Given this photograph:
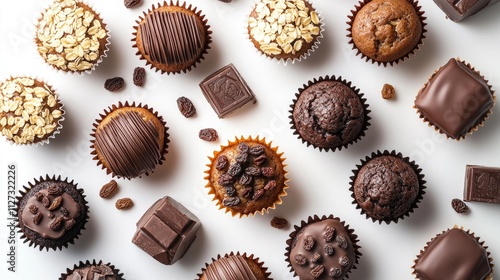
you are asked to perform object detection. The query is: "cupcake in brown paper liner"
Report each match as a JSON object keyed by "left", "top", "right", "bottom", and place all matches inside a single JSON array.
[
  {"left": 349, "top": 150, "right": 426, "bottom": 224},
  {"left": 0, "top": 76, "right": 65, "bottom": 146},
  {"left": 197, "top": 252, "right": 272, "bottom": 280},
  {"left": 132, "top": 1, "right": 212, "bottom": 74},
  {"left": 285, "top": 214, "right": 362, "bottom": 280},
  {"left": 90, "top": 101, "right": 169, "bottom": 180},
  {"left": 204, "top": 135, "right": 288, "bottom": 218},
  {"left": 412, "top": 226, "right": 493, "bottom": 280},
  {"left": 347, "top": 0, "right": 426, "bottom": 66},
  {"left": 59, "top": 259, "right": 125, "bottom": 280},
  {"left": 246, "top": 0, "right": 324, "bottom": 65},
  {"left": 414, "top": 57, "right": 495, "bottom": 140},
  {"left": 15, "top": 175, "right": 89, "bottom": 251},
  {"left": 289, "top": 75, "right": 371, "bottom": 152},
  {"left": 35, "top": 0, "right": 110, "bottom": 74}
]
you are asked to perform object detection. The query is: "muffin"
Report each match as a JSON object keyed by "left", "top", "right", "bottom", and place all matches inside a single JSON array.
[
  {"left": 16, "top": 175, "right": 89, "bottom": 251},
  {"left": 60, "top": 259, "right": 124, "bottom": 280},
  {"left": 197, "top": 252, "right": 272, "bottom": 280},
  {"left": 247, "top": 0, "right": 323, "bottom": 64},
  {"left": 205, "top": 136, "right": 288, "bottom": 218},
  {"left": 133, "top": 1, "right": 212, "bottom": 74},
  {"left": 413, "top": 226, "right": 493, "bottom": 280},
  {"left": 90, "top": 102, "right": 169, "bottom": 179},
  {"left": 0, "top": 76, "right": 64, "bottom": 145},
  {"left": 350, "top": 150, "right": 426, "bottom": 224},
  {"left": 289, "top": 75, "right": 370, "bottom": 152},
  {"left": 285, "top": 215, "right": 361, "bottom": 280},
  {"left": 35, "top": 0, "right": 110, "bottom": 74},
  {"left": 347, "top": 0, "right": 426, "bottom": 66},
  {"left": 414, "top": 58, "right": 495, "bottom": 140}
]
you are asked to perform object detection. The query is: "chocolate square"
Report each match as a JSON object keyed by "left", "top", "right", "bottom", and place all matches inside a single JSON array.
[
  {"left": 199, "top": 63, "right": 256, "bottom": 118},
  {"left": 433, "top": 0, "right": 499, "bottom": 22},
  {"left": 464, "top": 165, "right": 500, "bottom": 203},
  {"left": 414, "top": 58, "right": 493, "bottom": 139}
]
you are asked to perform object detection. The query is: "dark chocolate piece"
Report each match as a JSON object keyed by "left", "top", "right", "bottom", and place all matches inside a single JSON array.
[
  {"left": 433, "top": 0, "right": 500, "bottom": 22},
  {"left": 199, "top": 64, "right": 256, "bottom": 118},
  {"left": 132, "top": 196, "right": 201, "bottom": 265},
  {"left": 415, "top": 58, "right": 493, "bottom": 139},
  {"left": 464, "top": 165, "right": 500, "bottom": 203}
]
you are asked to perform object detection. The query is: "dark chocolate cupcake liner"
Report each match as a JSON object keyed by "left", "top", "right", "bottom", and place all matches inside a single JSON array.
[
  {"left": 204, "top": 135, "right": 289, "bottom": 218},
  {"left": 15, "top": 175, "right": 89, "bottom": 251},
  {"left": 289, "top": 75, "right": 371, "bottom": 152},
  {"left": 413, "top": 58, "right": 495, "bottom": 141},
  {"left": 285, "top": 214, "right": 362, "bottom": 279},
  {"left": 346, "top": 0, "right": 427, "bottom": 67},
  {"left": 349, "top": 150, "right": 426, "bottom": 224},
  {"left": 196, "top": 251, "right": 273, "bottom": 280},
  {"left": 411, "top": 226, "right": 494, "bottom": 280},
  {"left": 132, "top": 0, "right": 212, "bottom": 75},
  {"left": 59, "top": 259, "right": 125, "bottom": 280},
  {"left": 90, "top": 101, "right": 170, "bottom": 179}
]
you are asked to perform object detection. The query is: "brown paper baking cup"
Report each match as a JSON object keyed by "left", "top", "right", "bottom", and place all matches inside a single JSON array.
[
  {"left": 412, "top": 226, "right": 494, "bottom": 280},
  {"left": 349, "top": 150, "right": 426, "bottom": 224},
  {"left": 0, "top": 76, "right": 65, "bottom": 146},
  {"left": 204, "top": 135, "right": 289, "bottom": 218},
  {"left": 285, "top": 214, "right": 362, "bottom": 279},
  {"left": 132, "top": 0, "right": 212, "bottom": 74},
  {"left": 15, "top": 175, "right": 89, "bottom": 251},
  {"left": 289, "top": 75, "right": 371, "bottom": 152},
  {"left": 197, "top": 251, "right": 272, "bottom": 280},
  {"left": 413, "top": 58, "right": 495, "bottom": 141},
  {"left": 34, "top": 0, "right": 110, "bottom": 75},
  {"left": 59, "top": 259, "right": 125, "bottom": 280},
  {"left": 90, "top": 101, "right": 170, "bottom": 179},
  {"left": 245, "top": 0, "right": 324, "bottom": 65},
  {"left": 346, "top": 0, "right": 427, "bottom": 67}
]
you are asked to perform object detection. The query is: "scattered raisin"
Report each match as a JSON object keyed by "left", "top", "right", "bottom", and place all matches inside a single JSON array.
[
  {"left": 116, "top": 198, "right": 134, "bottom": 210},
  {"left": 223, "top": 197, "right": 240, "bottom": 206},
  {"left": 49, "top": 217, "right": 64, "bottom": 231},
  {"left": 264, "top": 180, "right": 276, "bottom": 191},
  {"left": 294, "top": 254, "right": 307, "bottom": 266},
  {"left": 199, "top": 128, "right": 218, "bottom": 141},
  {"left": 215, "top": 155, "right": 229, "bottom": 171},
  {"left": 225, "top": 186, "right": 237, "bottom": 197},
  {"left": 303, "top": 235, "right": 315, "bottom": 251},
  {"left": 311, "top": 265, "right": 325, "bottom": 278},
  {"left": 28, "top": 205, "right": 38, "bottom": 214},
  {"left": 253, "top": 155, "right": 267, "bottom": 166},
  {"left": 270, "top": 216, "right": 288, "bottom": 229},
  {"left": 238, "top": 143, "right": 249, "bottom": 153},
  {"left": 47, "top": 185, "right": 63, "bottom": 195},
  {"left": 336, "top": 235, "right": 347, "bottom": 249},
  {"left": 329, "top": 267, "right": 342, "bottom": 277},
  {"left": 177, "top": 96, "right": 196, "bottom": 118},
  {"left": 218, "top": 174, "right": 234, "bottom": 186},
  {"left": 261, "top": 167, "right": 275, "bottom": 177},
  {"left": 33, "top": 212, "right": 43, "bottom": 225},
  {"left": 311, "top": 253, "right": 321, "bottom": 263},
  {"left": 227, "top": 163, "right": 242, "bottom": 177},
  {"left": 324, "top": 244, "right": 334, "bottom": 256},
  {"left": 381, "top": 83, "right": 395, "bottom": 99},
  {"left": 235, "top": 153, "right": 248, "bottom": 164},
  {"left": 249, "top": 145, "right": 265, "bottom": 155},
  {"left": 451, "top": 198, "right": 469, "bottom": 214},
  {"left": 104, "top": 77, "right": 125, "bottom": 92},
  {"left": 133, "top": 66, "right": 146, "bottom": 86},
  {"left": 245, "top": 167, "right": 261, "bottom": 176},
  {"left": 324, "top": 226, "right": 335, "bottom": 242},
  {"left": 124, "top": 0, "right": 142, "bottom": 8},
  {"left": 339, "top": 256, "right": 350, "bottom": 267},
  {"left": 64, "top": 218, "right": 76, "bottom": 230},
  {"left": 100, "top": 180, "right": 118, "bottom": 198},
  {"left": 252, "top": 189, "right": 265, "bottom": 200}
]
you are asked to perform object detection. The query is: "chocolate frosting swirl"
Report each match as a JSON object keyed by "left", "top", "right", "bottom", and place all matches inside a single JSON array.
[
  {"left": 95, "top": 110, "right": 161, "bottom": 179},
  {"left": 140, "top": 10, "right": 205, "bottom": 66},
  {"left": 204, "top": 255, "right": 257, "bottom": 280}
]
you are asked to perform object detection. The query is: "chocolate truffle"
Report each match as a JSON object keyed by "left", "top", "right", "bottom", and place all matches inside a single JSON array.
[
  {"left": 464, "top": 165, "right": 500, "bottom": 204},
  {"left": 414, "top": 58, "right": 494, "bottom": 140},
  {"left": 198, "top": 252, "right": 272, "bottom": 280},
  {"left": 290, "top": 75, "right": 370, "bottom": 152},
  {"left": 413, "top": 227, "right": 493, "bottom": 280},
  {"left": 16, "top": 175, "right": 89, "bottom": 251},
  {"left": 132, "top": 196, "right": 201, "bottom": 265},
  {"left": 433, "top": 0, "right": 500, "bottom": 22},
  {"left": 350, "top": 150, "right": 426, "bottom": 224},
  {"left": 133, "top": 1, "right": 212, "bottom": 74},
  {"left": 348, "top": 0, "right": 425, "bottom": 65},
  {"left": 60, "top": 260, "right": 124, "bottom": 280},
  {"left": 91, "top": 102, "right": 169, "bottom": 179}
]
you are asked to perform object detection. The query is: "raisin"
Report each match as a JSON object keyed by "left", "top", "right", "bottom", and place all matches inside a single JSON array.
[
  {"left": 324, "top": 226, "right": 335, "bottom": 242},
  {"left": 35, "top": 192, "right": 44, "bottom": 201},
  {"left": 238, "top": 143, "right": 249, "bottom": 153},
  {"left": 47, "top": 196, "right": 63, "bottom": 211},
  {"left": 311, "top": 265, "right": 325, "bottom": 278},
  {"left": 199, "top": 128, "right": 218, "bottom": 141},
  {"left": 116, "top": 198, "right": 134, "bottom": 210},
  {"left": 227, "top": 163, "right": 242, "bottom": 177},
  {"left": 239, "top": 173, "right": 253, "bottom": 185},
  {"left": 104, "top": 77, "right": 125, "bottom": 92},
  {"left": 48, "top": 213, "right": 55, "bottom": 219},
  {"left": 303, "top": 235, "right": 315, "bottom": 250},
  {"left": 133, "top": 66, "right": 146, "bottom": 85},
  {"left": 223, "top": 197, "right": 240, "bottom": 206},
  {"left": 177, "top": 96, "right": 196, "bottom": 118},
  {"left": 60, "top": 207, "right": 69, "bottom": 217},
  {"left": 241, "top": 187, "right": 253, "bottom": 198},
  {"left": 47, "top": 185, "right": 63, "bottom": 195},
  {"left": 381, "top": 83, "right": 395, "bottom": 99},
  {"left": 235, "top": 153, "right": 248, "bottom": 164},
  {"left": 311, "top": 253, "right": 321, "bottom": 263},
  {"left": 245, "top": 167, "right": 261, "bottom": 176},
  {"left": 124, "top": 0, "right": 142, "bottom": 8},
  {"left": 253, "top": 155, "right": 267, "bottom": 166},
  {"left": 42, "top": 196, "right": 50, "bottom": 208},
  {"left": 324, "top": 244, "right": 334, "bottom": 256},
  {"left": 33, "top": 212, "right": 43, "bottom": 225},
  {"left": 225, "top": 186, "right": 237, "bottom": 197},
  {"left": 249, "top": 145, "right": 265, "bottom": 155},
  {"left": 339, "top": 256, "right": 350, "bottom": 267},
  {"left": 451, "top": 198, "right": 469, "bottom": 214},
  {"left": 100, "top": 180, "right": 118, "bottom": 198},
  {"left": 270, "top": 216, "right": 288, "bottom": 229},
  {"left": 261, "top": 167, "right": 275, "bottom": 177},
  {"left": 336, "top": 235, "right": 347, "bottom": 249},
  {"left": 49, "top": 217, "right": 65, "bottom": 231},
  {"left": 294, "top": 254, "right": 307, "bottom": 266},
  {"left": 329, "top": 267, "right": 342, "bottom": 277},
  {"left": 218, "top": 174, "right": 234, "bottom": 186},
  {"left": 252, "top": 189, "right": 265, "bottom": 200},
  {"left": 64, "top": 218, "right": 76, "bottom": 230},
  {"left": 28, "top": 205, "right": 38, "bottom": 214},
  {"left": 215, "top": 155, "right": 229, "bottom": 171}
]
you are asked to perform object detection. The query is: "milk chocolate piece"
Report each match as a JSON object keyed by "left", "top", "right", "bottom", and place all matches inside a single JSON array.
[
  {"left": 464, "top": 165, "right": 500, "bottom": 203},
  {"left": 132, "top": 196, "right": 201, "bottom": 265},
  {"left": 433, "top": 0, "right": 500, "bottom": 22},
  {"left": 199, "top": 64, "right": 256, "bottom": 118}
]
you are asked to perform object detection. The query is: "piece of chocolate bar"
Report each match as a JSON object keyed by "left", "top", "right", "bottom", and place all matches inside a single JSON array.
[
  {"left": 132, "top": 196, "right": 201, "bottom": 265},
  {"left": 199, "top": 63, "right": 256, "bottom": 118},
  {"left": 433, "top": 0, "right": 500, "bottom": 22},
  {"left": 464, "top": 165, "right": 500, "bottom": 203}
]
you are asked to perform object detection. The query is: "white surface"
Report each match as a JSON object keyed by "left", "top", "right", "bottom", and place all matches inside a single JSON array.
[{"left": 1, "top": 0, "right": 500, "bottom": 279}]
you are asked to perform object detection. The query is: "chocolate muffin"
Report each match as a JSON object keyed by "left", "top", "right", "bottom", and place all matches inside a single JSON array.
[
  {"left": 348, "top": 0, "right": 426, "bottom": 66},
  {"left": 350, "top": 150, "right": 426, "bottom": 224},
  {"left": 285, "top": 215, "right": 361, "bottom": 280},
  {"left": 290, "top": 75, "right": 370, "bottom": 152},
  {"left": 133, "top": 1, "right": 212, "bottom": 74},
  {"left": 16, "top": 175, "right": 89, "bottom": 251},
  {"left": 197, "top": 252, "right": 272, "bottom": 280},
  {"left": 60, "top": 259, "right": 124, "bottom": 280}
]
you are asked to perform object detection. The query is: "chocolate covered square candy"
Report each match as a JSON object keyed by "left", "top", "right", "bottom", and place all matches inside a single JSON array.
[
  {"left": 464, "top": 165, "right": 500, "bottom": 203},
  {"left": 433, "top": 0, "right": 500, "bottom": 22},
  {"left": 132, "top": 196, "right": 201, "bottom": 265}
]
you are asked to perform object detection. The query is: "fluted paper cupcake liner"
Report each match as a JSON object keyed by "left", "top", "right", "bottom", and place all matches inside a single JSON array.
[
  {"left": 59, "top": 259, "right": 125, "bottom": 280},
  {"left": 196, "top": 251, "right": 272, "bottom": 280}
]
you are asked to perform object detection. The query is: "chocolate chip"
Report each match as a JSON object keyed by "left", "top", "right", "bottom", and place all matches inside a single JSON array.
[
  {"left": 104, "top": 77, "right": 125, "bottom": 92},
  {"left": 177, "top": 96, "right": 196, "bottom": 118},
  {"left": 303, "top": 235, "right": 315, "bottom": 251},
  {"left": 133, "top": 66, "right": 146, "bottom": 86},
  {"left": 215, "top": 155, "right": 229, "bottom": 171},
  {"left": 199, "top": 128, "right": 218, "bottom": 141}
]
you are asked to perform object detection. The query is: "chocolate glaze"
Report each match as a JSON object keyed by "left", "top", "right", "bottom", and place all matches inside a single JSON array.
[
  {"left": 433, "top": 0, "right": 500, "bottom": 22},
  {"left": 95, "top": 110, "right": 161, "bottom": 179},
  {"left": 203, "top": 255, "right": 257, "bottom": 280},
  {"left": 66, "top": 264, "right": 116, "bottom": 280},
  {"left": 464, "top": 165, "right": 500, "bottom": 203},
  {"left": 414, "top": 228, "right": 491, "bottom": 280}
]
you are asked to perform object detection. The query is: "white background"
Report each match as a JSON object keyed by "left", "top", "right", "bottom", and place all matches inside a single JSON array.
[{"left": 1, "top": 0, "right": 500, "bottom": 279}]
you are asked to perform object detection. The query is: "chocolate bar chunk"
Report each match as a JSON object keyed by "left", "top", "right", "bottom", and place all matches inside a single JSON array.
[
  {"left": 199, "top": 64, "right": 256, "bottom": 118},
  {"left": 132, "top": 196, "right": 201, "bottom": 265},
  {"left": 464, "top": 165, "right": 500, "bottom": 203},
  {"left": 433, "top": 0, "right": 500, "bottom": 22}
]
